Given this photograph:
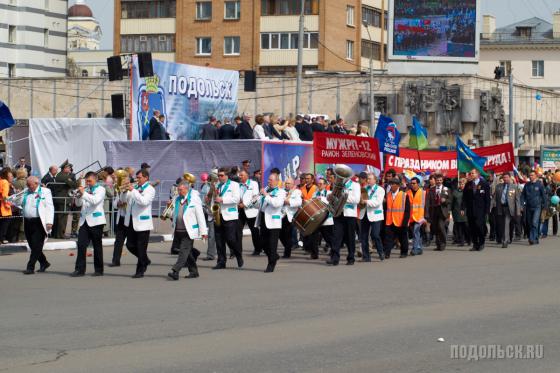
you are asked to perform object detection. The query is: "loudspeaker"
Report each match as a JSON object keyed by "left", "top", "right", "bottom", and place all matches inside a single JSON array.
[
  {"left": 111, "top": 94, "right": 124, "bottom": 118},
  {"left": 138, "top": 52, "right": 153, "bottom": 78},
  {"left": 107, "top": 56, "right": 123, "bottom": 81},
  {"left": 244, "top": 70, "right": 256, "bottom": 92}
]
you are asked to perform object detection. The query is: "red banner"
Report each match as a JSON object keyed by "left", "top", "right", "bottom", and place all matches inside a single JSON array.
[
  {"left": 314, "top": 132, "right": 381, "bottom": 169},
  {"left": 384, "top": 143, "right": 515, "bottom": 177}
]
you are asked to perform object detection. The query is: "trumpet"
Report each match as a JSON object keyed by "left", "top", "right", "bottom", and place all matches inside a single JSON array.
[
  {"left": 247, "top": 187, "right": 269, "bottom": 209},
  {"left": 4, "top": 189, "right": 26, "bottom": 204},
  {"left": 160, "top": 189, "right": 179, "bottom": 221}
]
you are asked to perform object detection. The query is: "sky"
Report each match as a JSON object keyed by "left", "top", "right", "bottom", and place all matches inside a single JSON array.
[{"left": 71, "top": 0, "right": 559, "bottom": 50}]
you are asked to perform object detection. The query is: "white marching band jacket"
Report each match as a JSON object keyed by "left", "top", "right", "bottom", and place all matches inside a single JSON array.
[
  {"left": 282, "top": 188, "right": 302, "bottom": 223},
  {"left": 314, "top": 189, "right": 333, "bottom": 226},
  {"left": 121, "top": 182, "right": 156, "bottom": 231},
  {"left": 342, "top": 180, "right": 361, "bottom": 218},
  {"left": 14, "top": 186, "right": 55, "bottom": 234},
  {"left": 171, "top": 190, "right": 208, "bottom": 240},
  {"left": 240, "top": 179, "right": 260, "bottom": 219},
  {"left": 256, "top": 187, "right": 287, "bottom": 229},
  {"left": 217, "top": 179, "right": 240, "bottom": 221},
  {"left": 359, "top": 184, "right": 385, "bottom": 222},
  {"left": 76, "top": 184, "right": 106, "bottom": 227}
]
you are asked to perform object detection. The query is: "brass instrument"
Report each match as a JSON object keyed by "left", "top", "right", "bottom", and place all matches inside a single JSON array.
[
  {"left": 5, "top": 189, "right": 26, "bottom": 204},
  {"left": 114, "top": 169, "right": 129, "bottom": 193},
  {"left": 68, "top": 178, "right": 86, "bottom": 198},
  {"left": 204, "top": 172, "right": 221, "bottom": 226},
  {"left": 326, "top": 164, "right": 353, "bottom": 217},
  {"left": 160, "top": 172, "right": 194, "bottom": 221},
  {"left": 358, "top": 185, "right": 368, "bottom": 209},
  {"left": 248, "top": 186, "right": 270, "bottom": 209}
]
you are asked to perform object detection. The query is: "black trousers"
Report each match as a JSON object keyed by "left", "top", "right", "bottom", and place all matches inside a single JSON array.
[
  {"left": 0, "top": 214, "right": 10, "bottom": 241},
  {"left": 259, "top": 214, "right": 280, "bottom": 266},
  {"left": 311, "top": 225, "right": 334, "bottom": 258},
  {"left": 111, "top": 216, "right": 127, "bottom": 264},
  {"left": 468, "top": 214, "right": 486, "bottom": 249},
  {"left": 383, "top": 224, "right": 408, "bottom": 257},
  {"left": 431, "top": 211, "right": 447, "bottom": 249},
  {"left": 126, "top": 220, "right": 151, "bottom": 274},
  {"left": 454, "top": 221, "right": 470, "bottom": 245},
  {"left": 238, "top": 209, "right": 260, "bottom": 254},
  {"left": 215, "top": 217, "right": 241, "bottom": 265},
  {"left": 75, "top": 222, "right": 104, "bottom": 273},
  {"left": 488, "top": 208, "right": 496, "bottom": 239},
  {"left": 279, "top": 216, "right": 294, "bottom": 257},
  {"left": 330, "top": 216, "right": 356, "bottom": 263},
  {"left": 24, "top": 218, "right": 47, "bottom": 270}
]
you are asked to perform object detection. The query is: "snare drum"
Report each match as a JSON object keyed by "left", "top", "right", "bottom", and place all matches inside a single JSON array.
[{"left": 293, "top": 198, "right": 329, "bottom": 236}]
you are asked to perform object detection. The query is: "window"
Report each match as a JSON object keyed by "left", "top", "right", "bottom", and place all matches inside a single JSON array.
[
  {"left": 532, "top": 60, "right": 544, "bottom": 77},
  {"left": 196, "top": 37, "right": 212, "bottom": 55},
  {"left": 8, "top": 25, "right": 16, "bottom": 43},
  {"left": 120, "top": 34, "right": 176, "bottom": 53},
  {"left": 261, "top": 0, "right": 320, "bottom": 16},
  {"left": 346, "top": 40, "right": 354, "bottom": 60},
  {"left": 361, "top": 40, "right": 381, "bottom": 60},
  {"left": 362, "top": 6, "right": 387, "bottom": 29},
  {"left": 44, "top": 0, "right": 49, "bottom": 10},
  {"left": 44, "top": 29, "right": 49, "bottom": 47},
  {"left": 121, "top": 1, "right": 176, "bottom": 19},
  {"left": 196, "top": 1, "right": 212, "bottom": 20},
  {"left": 346, "top": 6, "right": 354, "bottom": 26},
  {"left": 499, "top": 60, "right": 511, "bottom": 77},
  {"left": 224, "top": 36, "right": 240, "bottom": 55},
  {"left": 260, "top": 32, "right": 319, "bottom": 49},
  {"left": 8, "top": 64, "right": 15, "bottom": 78},
  {"left": 224, "top": 1, "right": 240, "bottom": 19},
  {"left": 81, "top": 70, "right": 89, "bottom": 77},
  {"left": 517, "top": 26, "right": 532, "bottom": 38}
]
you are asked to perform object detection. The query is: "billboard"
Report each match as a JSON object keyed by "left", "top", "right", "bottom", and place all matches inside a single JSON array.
[
  {"left": 388, "top": 0, "right": 479, "bottom": 62},
  {"left": 131, "top": 56, "right": 239, "bottom": 140}
]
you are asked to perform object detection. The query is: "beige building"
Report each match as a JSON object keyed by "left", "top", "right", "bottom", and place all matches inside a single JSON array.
[
  {"left": 479, "top": 12, "right": 560, "bottom": 92},
  {"left": 113, "top": 0, "right": 387, "bottom": 74}
]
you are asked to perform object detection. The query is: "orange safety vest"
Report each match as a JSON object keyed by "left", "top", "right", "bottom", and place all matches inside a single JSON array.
[
  {"left": 385, "top": 190, "right": 407, "bottom": 226},
  {"left": 300, "top": 184, "right": 317, "bottom": 201},
  {"left": 406, "top": 189, "right": 425, "bottom": 224}
]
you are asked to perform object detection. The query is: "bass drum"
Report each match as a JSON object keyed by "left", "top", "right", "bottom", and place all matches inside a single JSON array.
[{"left": 293, "top": 198, "right": 329, "bottom": 236}]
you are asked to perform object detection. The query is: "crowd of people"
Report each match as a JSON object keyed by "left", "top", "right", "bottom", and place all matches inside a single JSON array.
[{"left": 8, "top": 156, "right": 559, "bottom": 280}]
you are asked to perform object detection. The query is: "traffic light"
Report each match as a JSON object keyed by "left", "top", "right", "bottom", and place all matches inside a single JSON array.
[
  {"left": 515, "top": 122, "right": 525, "bottom": 148},
  {"left": 494, "top": 66, "right": 505, "bottom": 80}
]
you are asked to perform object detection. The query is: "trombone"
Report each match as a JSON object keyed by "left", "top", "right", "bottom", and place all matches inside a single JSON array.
[{"left": 160, "top": 172, "right": 196, "bottom": 221}]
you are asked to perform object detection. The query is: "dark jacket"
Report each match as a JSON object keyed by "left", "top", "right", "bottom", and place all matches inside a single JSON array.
[
  {"left": 201, "top": 123, "right": 219, "bottom": 140},
  {"left": 148, "top": 118, "right": 166, "bottom": 140},
  {"left": 425, "top": 185, "right": 451, "bottom": 222},
  {"left": 295, "top": 122, "right": 313, "bottom": 141},
  {"left": 311, "top": 122, "right": 324, "bottom": 133},
  {"left": 332, "top": 125, "right": 347, "bottom": 135},
  {"left": 53, "top": 172, "right": 77, "bottom": 204},
  {"left": 218, "top": 123, "right": 236, "bottom": 140},
  {"left": 236, "top": 121, "right": 254, "bottom": 139},
  {"left": 462, "top": 178, "right": 491, "bottom": 219},
  {"left": 449, "top": 188, "right": 467, "bottom": 223},
  {"left": 266, "top": 123, "right": 283, "bottom": 140},
  {"left": 15, "top": 164, "right": 32, "bottom": 174},
  {"left": 41, "top": 172, "right": 56, "bottom": 188},
  {"left": 521, "top": 181, "right": 546, "bottom": 210}
]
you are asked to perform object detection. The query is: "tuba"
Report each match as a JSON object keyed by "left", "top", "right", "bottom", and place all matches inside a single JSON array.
[
  {"left": 327, "top": 164, "right": 353, "bottom": 217},
  {"left": 114, "top": 169, "right": 129, "bottom": 193}
]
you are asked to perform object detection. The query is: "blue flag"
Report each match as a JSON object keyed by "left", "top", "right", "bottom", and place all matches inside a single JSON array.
[
  {"left": 456, "top": 136, "right": 488, "bottom": 176},
  {"left": 0, "top": 101, "right": 15, "bottom": 131},
  {"left": 374, "top": 115, "right": 400, "bottom": 156}
]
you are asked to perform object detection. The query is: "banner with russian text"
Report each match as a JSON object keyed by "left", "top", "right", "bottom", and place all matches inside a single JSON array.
[
  {"left": 313, "top": 132, "right": 382, "bottom": 169},
  {"left": 131, "top": 56, "right": 239, "bottom": 140},
  {"left": 473, "top": 143, "right": 515, "bottom": 174}
]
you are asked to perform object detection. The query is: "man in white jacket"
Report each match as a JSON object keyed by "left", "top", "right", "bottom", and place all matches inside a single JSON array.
[
  {"left": 257, "top": 173, "right": 287, "bottom": 273},
  {"left": 122, "top": 169, "right": 156, "bottom": 278},
  {"left": 16, "top": 177, "right": 54, "bottom": 275},
  {"left": 238, "top": 170, "right": 261, "bottom": 256},
  {"left": 280, "top": 178, "right": 302, "bottom": 258},
  {"left": 359, "top": 173, "right": 385, "bottom": 262},
  {"left": 168, "top": 182, "right": 208, "bottom": 280},
  {"left": 71, "top": 172, "right": 106, "bottom": 277}
]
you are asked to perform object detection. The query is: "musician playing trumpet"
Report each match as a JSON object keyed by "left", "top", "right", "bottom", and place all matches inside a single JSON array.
[
  {"left": 279, "top": 178, "right": 302, "bottom": 259},
  {"left": 256, "top": 173, "right": 287, "bottom": 273},
  {"left": 70, "top": 171, "right": 106, "bottom": 277},
  {"left": 167, "top": 181, "right": 208, "bottom": 280},
  {"left": 238, "top": 170, "right": 261, "bottom": 256}
]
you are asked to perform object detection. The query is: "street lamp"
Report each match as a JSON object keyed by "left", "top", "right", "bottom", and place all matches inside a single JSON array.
[{"left": 362, "top": 20, "right": 375, "bottom": 136}]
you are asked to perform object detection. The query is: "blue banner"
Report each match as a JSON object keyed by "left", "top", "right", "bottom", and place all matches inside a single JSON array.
[
  {"left": 131, "top": 57, "right": 239, "bottom": 140},
  {"left": 262, "top": 142, "right": 314, "bottom": 186},
  {"left": 374, "top": 115, "right": 400, "bottom": 156}
]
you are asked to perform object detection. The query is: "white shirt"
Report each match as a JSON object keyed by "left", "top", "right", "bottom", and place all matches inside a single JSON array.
[
  {"left": 253, "top": 125, "right": 266, "bottom": 139},
  {"left": 22, "top": 190, "right": 40, "bottom": 218}
]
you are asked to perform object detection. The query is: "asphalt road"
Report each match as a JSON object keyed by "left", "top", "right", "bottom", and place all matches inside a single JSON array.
[{"left": 1, "top": 237, "right": 559, "bottom": 373}]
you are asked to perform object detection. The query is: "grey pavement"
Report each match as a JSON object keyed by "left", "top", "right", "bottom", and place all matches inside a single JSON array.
[{"left": 0, "top": 236, "right": 559, "bottom": 373}]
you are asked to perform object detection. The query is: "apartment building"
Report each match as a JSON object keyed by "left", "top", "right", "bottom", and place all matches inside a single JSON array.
[
  {"left": 114, "top": 0, "right": 387, "bottom": 74},
  {"left": 479, "top": 12, "right": 560, "bottom": 92},
  {"left": 0, "top": 0, "right": 68, "bottom": 78}
]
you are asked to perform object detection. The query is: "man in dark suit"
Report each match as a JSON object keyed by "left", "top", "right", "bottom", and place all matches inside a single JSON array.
[
  {"left": 14, "top": 157, "right": 32, "bottom": 174},
  {"left": 311, "top": 116, "right": 324, "bottom": 133},
  {"left": 295, "top": 115, "right": 313, "bottom": 141},
  {"left": 41, "top": 165, "right": 58, "bottom": 188},
  {"left": 494, "top": 172, "right": 521, "bottom": 248},
  {"left": 218, "top": 118, "right": 236, "bottom": 139},
  {"left": 462, "top": 168, "right": 491, "bottom": 251},
  {"left": 148, "top": 110, "right": 163, "bottom": 140},
  {"left": 234, "top": 116, "right": 253, "bottom": 139},
  {"left": 201, "top": 117, "right": 219, "bottom": 140},
  {"left": 425, "top": 173, "right": 451, "bottom": 251},
  {"left": 332, "top": 118, "right": 348, "bottom": 135},
  {"left": 263, "top": 114, "right": 283, "bottom": 139}
]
